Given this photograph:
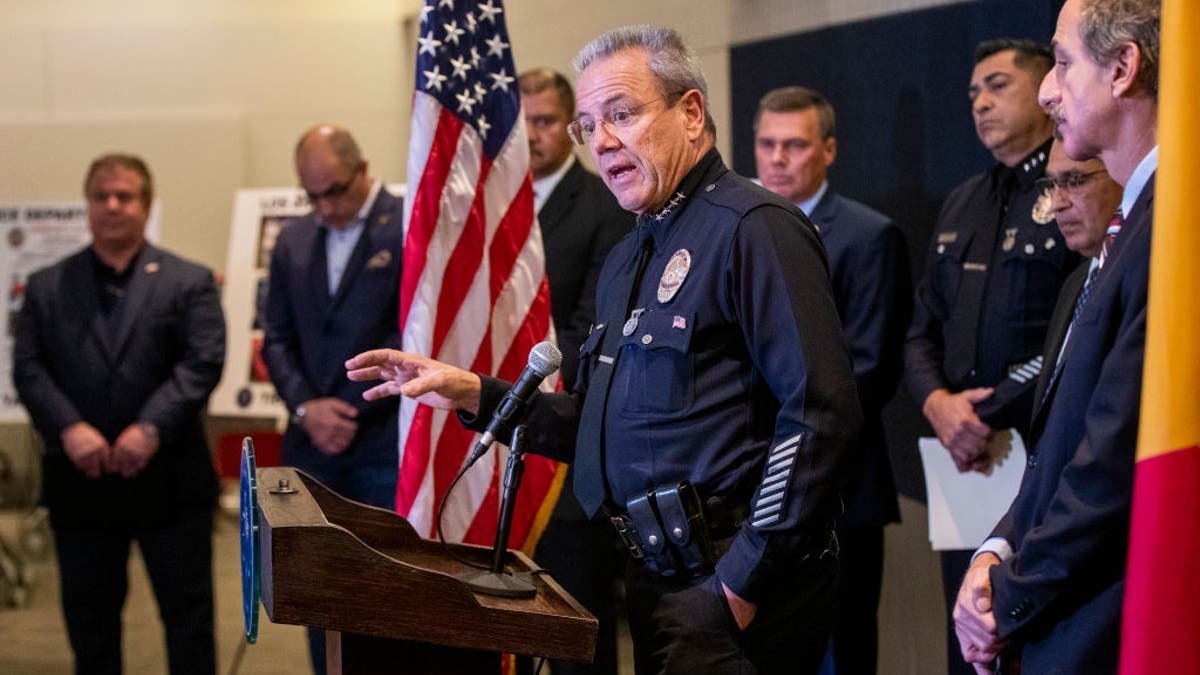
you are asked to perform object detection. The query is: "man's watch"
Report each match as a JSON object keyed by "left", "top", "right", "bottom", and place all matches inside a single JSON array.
[{"left": 291, "top": 404, "right": 307, "bottom": 429}]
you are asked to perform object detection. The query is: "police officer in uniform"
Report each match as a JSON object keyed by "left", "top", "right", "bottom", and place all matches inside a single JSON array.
[
  {"left": 903, "top": 39, "right": 1081, "bottom": 675},
  {"left": 347, "top": 25, "right": 861, "bottom": 675}
]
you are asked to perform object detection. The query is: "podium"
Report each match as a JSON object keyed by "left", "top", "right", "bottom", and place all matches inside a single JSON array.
[{"left": 248, "top": 465, "right": 598, "bottom": 674}]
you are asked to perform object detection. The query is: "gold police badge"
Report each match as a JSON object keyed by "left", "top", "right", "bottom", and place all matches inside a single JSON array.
[{"left": 658, "top": 249, "right": 691, "bottom": 303}]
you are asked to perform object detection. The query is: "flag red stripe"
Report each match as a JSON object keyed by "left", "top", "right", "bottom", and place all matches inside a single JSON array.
[
  {"left": 432, "top": 158, "right": 493, "bottom": 356},
  {"left": 1120, "top": 444, "right": 1200, "bottom": 674},
  {"left": 487, "top": 179, "right": 536, "bottom": 306},
  {"left": 396, "top": 404, "right": 433, "bottom": 515},
  {"left": 462, "top": 460, "right": 503, "bottom": 544},
  {"left": 430, "top": 418, "right": 482, "bottom": 537},
  {"left": 462, "top": 280, "right": 555, "bottom": 545},
  {"left": 399, "top": 108, "right": 465, "bottom": 331}
]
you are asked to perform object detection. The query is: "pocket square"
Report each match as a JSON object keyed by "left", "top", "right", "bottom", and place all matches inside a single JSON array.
[{"left": 366, "top": 250, "right": 392, "bottom": 269}]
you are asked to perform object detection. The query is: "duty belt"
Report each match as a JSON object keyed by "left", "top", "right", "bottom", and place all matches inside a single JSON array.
[{"left": 608, "top": 483, "right": 748, "bottom": 579}]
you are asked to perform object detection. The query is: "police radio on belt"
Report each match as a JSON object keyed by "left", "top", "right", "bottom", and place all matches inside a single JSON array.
[{"left": 467, "top": 341, "right": 562, "bottom": 466}]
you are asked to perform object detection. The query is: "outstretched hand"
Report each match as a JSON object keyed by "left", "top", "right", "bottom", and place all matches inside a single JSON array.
[{"left": 346, "top": 349, "right": 483, "bottom": 414}]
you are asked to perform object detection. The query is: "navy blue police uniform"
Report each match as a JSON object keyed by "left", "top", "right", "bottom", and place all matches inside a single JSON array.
[
  {"left": 464, "top": 149, "right": 861, "bottom": 674},
  {"left": 902, "top": 138, "right": 1081, "bottom": 675}
]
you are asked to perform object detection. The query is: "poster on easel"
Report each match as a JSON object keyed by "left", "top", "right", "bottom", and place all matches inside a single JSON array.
[
  {"left": 0, "top": 202, "right": 163, "bottom": 422},
  {"left": 209, "top": 188, "right": 309, "bottom": 421}
]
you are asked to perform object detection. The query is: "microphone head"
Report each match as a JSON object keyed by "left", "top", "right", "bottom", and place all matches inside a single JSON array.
[{"left": 528, "top": 341, "right": 563, "bottom": 378}]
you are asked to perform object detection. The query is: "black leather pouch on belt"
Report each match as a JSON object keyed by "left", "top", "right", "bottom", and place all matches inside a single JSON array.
[
  {"left": 654, "top": 482, "right": 716, "bottom": 575},
  {"left": 622, "top": 481, "right": 717, "bottom": 578},
  {"left": 625, "top": 491, "right": 675, "bottom": 576}
]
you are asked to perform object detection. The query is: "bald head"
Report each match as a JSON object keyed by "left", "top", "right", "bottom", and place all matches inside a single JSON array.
[
  {"left": 295, "top": 124, "right": 365, "bottom": 171},
  {"left": 293, "top": 124, "right": 372, "bottom": 229}
]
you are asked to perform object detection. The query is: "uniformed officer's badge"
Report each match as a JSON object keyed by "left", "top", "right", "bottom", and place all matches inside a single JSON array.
[
  {"left": 1031, "top": 192, "right": 1055, "bottom": 225},
  {"left": 657, "top": 249, "right": 691, "bottom": 303},
  {"left": 1002, "top": 227, "right": 1019, "bottom": 252},
  {"left": 366, "top": 250, "right": 392, "bottom": 269}
]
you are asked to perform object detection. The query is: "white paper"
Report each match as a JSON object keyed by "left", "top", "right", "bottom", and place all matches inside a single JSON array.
[{"left": 919, "top": 430, "right": 1027, "bottom": 551}]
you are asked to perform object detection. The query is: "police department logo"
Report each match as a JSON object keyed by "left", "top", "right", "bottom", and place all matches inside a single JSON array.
[
  {"left": 658, "top": 249, "right": 691, "bottom": 303},
  {"left": 1031, "top": 193, "right": 1055, "bottom": 225}
]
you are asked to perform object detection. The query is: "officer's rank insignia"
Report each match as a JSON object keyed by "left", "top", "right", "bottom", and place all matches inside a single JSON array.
[
  {"left": 1002, "top": 227, "right": 1019, "bottom": 252},
  {"left": 658, "top": 249, "right": 691, "bottom": 303},
  {"left": 1031, "top": 193, "right": 1055, "bottom": 225}
]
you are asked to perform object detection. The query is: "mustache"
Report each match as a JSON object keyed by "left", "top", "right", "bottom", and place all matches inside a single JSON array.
[{"left": 1044, "top": 102, "right": 1065, "bottom": 124}]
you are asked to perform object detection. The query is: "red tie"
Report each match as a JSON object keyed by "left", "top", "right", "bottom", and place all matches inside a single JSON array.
[{"left": 1100, "top": 209, "right": 1123, "bottom": 268}]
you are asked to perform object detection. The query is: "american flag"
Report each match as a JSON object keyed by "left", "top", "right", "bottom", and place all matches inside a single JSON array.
[{"left": 398, "top": 0, "right": 564, "bottom": 548}]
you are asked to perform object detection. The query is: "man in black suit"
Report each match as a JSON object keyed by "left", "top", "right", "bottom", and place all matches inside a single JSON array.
[
  {"left": 14, "top": 153, "right": 225, "bottom": 674},
  {"left": 954, "top": 0, "right": 1160, "bottom": 671},
  {"left": 263, "top": 124, "right": 404, "bottom": 674},
  {"left": 754, "top": 85, "right": 911, "bottom": 675},
  {"left": 518, "top": 68, "right": 632, "bottom": 675}
]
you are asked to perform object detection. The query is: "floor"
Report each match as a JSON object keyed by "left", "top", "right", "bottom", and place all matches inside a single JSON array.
[
  {"left": 0, "top": 501, "right": 311, "bottom": 675},
  {"left": 0, "top": 491, "right": 943, "bottom": 675}
]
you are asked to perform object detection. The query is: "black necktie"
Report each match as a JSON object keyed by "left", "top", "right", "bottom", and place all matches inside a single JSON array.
[{"left": 574, "top": 225, "right": 656, "bottom": 516}]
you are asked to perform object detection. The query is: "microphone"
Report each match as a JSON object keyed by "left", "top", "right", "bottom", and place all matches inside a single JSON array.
[{"left": 466, "top": 341, "right": 562, "bottom": 466}]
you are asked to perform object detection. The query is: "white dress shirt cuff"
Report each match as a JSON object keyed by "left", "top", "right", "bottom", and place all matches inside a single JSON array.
[{"left": 973, "top": 537, "right": 1014, "bottom": 563}]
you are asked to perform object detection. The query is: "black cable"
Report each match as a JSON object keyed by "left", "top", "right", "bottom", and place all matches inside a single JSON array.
[{"left": 435, "top": 458, "right": 491, "bottom": 570}]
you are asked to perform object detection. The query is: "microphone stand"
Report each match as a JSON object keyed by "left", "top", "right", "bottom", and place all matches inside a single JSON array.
[{"left": 460, "top": 424, "right": 537, "bottom": 598}]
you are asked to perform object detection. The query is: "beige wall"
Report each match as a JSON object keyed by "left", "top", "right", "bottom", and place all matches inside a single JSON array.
[{"left": 0, "top": 0, "right": 960, "bottom": 271}]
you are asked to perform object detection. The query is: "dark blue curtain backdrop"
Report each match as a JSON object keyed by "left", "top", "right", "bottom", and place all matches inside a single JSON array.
[{"left": 729, "top": 0, "right": 1062, "bottom": 500}]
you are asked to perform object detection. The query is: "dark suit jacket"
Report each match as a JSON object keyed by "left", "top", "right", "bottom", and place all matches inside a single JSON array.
[
  {"left": 988, "top": 177, "right": 1154, "bottom": 672},
  {"left": 539, "top": 159, "right": 634, "bottom": 391},
  {"left": 13, "top": 245, "right": 225, "bottom": 529},
  {"left": 810, "top": 190, "right": 910, "bottom": 528},
  {"left": 263, "top": 188, "right": 404, "bottom": 474}
]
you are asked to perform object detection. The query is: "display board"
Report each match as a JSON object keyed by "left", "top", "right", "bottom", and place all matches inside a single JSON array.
[{"left": 0, "top": 203, "right": 162, "bottom": 422}]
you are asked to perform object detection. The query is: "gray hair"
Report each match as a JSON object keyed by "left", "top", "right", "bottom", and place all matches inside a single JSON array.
[
  {"left": 573, "top": 25, "right": 716, "bottom": 136},
  {"left": 1080, "top": 0, "right": 1160, "bottom": 97}
]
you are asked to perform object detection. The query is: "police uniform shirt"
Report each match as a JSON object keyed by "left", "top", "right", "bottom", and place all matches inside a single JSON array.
[
  {"left": 905, "top": 138, "right": 1080, "bottom": 431},
  {"left": 463, "top": 149, "right": 861, "bottom": 604}
]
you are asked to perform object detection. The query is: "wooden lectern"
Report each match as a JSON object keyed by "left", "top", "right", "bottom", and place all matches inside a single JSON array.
[{"left": 252, "top": 466, "right": 597, "bottom": 675}]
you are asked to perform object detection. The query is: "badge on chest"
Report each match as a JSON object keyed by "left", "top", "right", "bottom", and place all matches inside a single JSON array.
[{"left": 657, "top": 249, "right": 691, "bottom": 304}]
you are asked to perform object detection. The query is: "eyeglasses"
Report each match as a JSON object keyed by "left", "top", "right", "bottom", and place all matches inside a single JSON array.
[
  {"left": 304, "top": 164, "right": 363, "bottom": 203},
  {"left": 1034, "top": 169, "right": 1107, "bottom": 198},
  {"left": 566, "top": 93, "right": 680, "bottom": 145}
]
